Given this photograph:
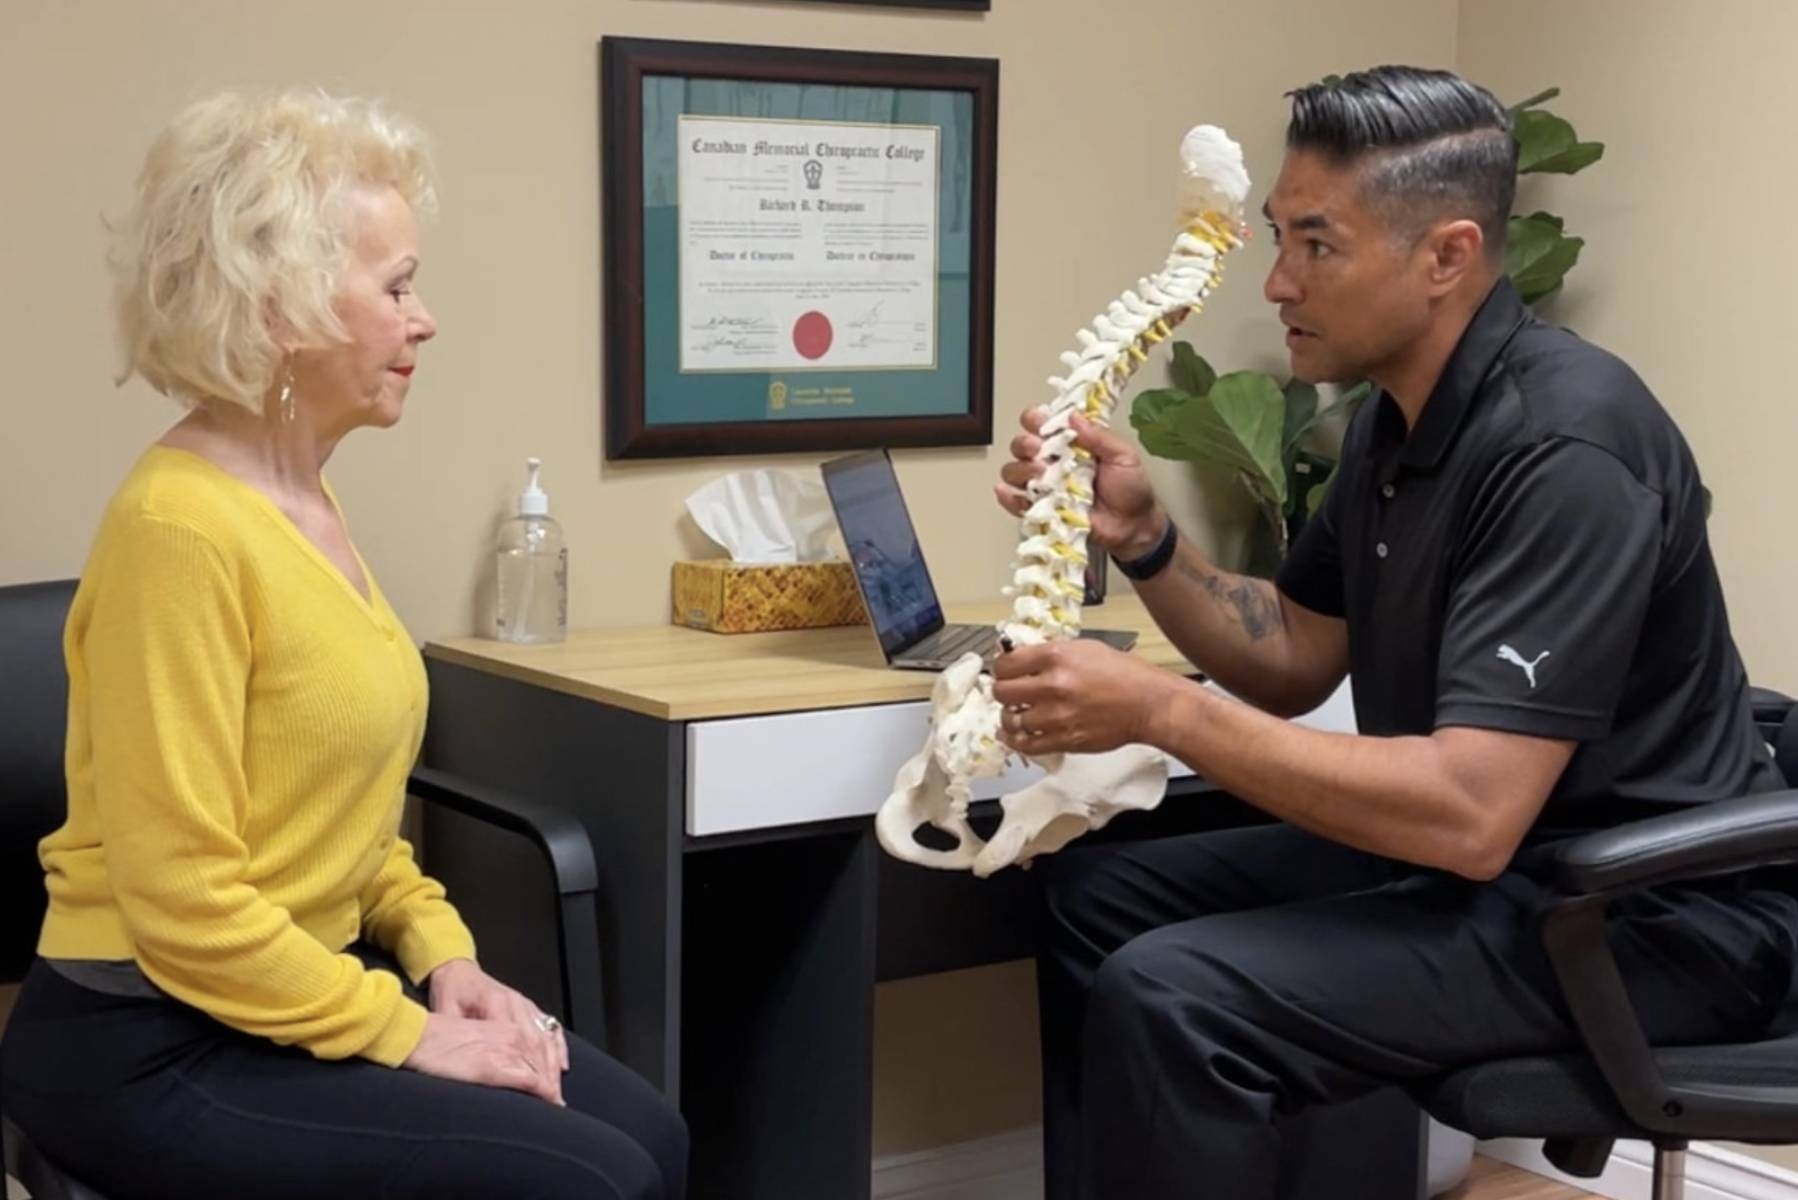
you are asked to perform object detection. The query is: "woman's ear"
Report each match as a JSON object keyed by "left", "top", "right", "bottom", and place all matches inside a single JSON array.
[{"left": 262, "top": 297, "right": 302, "bottom": 356}]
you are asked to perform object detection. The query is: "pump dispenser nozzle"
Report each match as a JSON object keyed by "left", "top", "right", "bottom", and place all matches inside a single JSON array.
[{"left": 518, "top": 457, "right": 549, "bottom": 517}]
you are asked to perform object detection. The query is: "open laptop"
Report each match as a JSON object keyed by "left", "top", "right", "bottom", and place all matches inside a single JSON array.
[{"left": 820, "top": 449, "right": 1137, "bottom": 671}]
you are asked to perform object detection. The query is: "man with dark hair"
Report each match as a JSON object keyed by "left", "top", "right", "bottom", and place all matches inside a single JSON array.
[{"left": 992, "top": 65, "right": 1787, "bottom": 1199}]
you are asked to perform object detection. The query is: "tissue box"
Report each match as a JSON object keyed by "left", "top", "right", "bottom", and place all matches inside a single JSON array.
[{"left": 671, "top": 560, "right": 867, "bottom": 634}]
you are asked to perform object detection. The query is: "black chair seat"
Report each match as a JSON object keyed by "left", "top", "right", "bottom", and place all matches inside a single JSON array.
[
  {"left": 5, "top": 1116, "right": 112, "bottom": 1200},
  {"left": 1423, "top": 1031, "right": 1798, "bottom": 1141}
]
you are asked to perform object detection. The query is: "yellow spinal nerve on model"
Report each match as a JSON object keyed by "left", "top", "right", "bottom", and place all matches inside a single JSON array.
[{"left": 878, "top": 125, "right": 1251, "bottom": 876}]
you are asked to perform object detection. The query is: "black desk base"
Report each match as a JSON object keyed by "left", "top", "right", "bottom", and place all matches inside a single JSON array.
[{"left": 423, "top": 659, "right": 1425, "bottom": 1199}]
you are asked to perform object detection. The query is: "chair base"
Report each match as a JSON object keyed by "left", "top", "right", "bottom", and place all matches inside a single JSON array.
[
  {"left": 1652, "top": 1142, "right": 1688, "bottom": 1200},
  {"left": 1544, "top": 1135, "right": 1614, "bottom": 1178}
]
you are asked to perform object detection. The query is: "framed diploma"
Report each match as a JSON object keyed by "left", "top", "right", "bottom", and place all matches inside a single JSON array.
[
  {"left": 797, "top": 1, "right": 990, "bottom": 8},
  {"left": 601, "top": 37, "right": 999, "bottom": 459}
]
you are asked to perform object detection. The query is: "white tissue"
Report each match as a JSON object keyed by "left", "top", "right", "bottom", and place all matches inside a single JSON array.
[{"left": 685, "top": 469, "right": 838, "bottom": 564}]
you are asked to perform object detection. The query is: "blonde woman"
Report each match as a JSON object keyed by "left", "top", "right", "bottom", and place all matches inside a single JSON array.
[{"left": 0, "top": 91, "right": 686, "bottom": 1199}]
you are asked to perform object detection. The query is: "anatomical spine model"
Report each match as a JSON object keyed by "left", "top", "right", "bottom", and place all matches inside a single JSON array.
[{"left": 876, "top": 126, "right": 1251, "bottom": 876}]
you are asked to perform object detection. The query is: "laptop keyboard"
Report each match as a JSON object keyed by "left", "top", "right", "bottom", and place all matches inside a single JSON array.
[{"left": 905, "top": 624, "right": 998, "bottom": 663}]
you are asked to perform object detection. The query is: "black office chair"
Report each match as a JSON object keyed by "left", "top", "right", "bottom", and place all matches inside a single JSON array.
[
  {"left": 1, "top": 578, "right": 606, "bottom": 1200},
  {"left": 1422, "top": 686, "right": 1798, "bottom": 1200}
]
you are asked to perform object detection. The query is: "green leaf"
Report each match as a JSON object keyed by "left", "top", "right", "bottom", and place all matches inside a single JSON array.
[
  {"left": 1531, "top": 141, "right": 1605, "bottom": 175},
  {"left": 1306, "top": 458, "right": 1341, "bottom": 516},
  {"left": 1514, "top": 108, "right": 1604, "bottom": 175},
  {"left": 1514, "top": 109, "right": 1571, "bottom": 172},
  {"left": 1508, "top": 87, "right": 1560, "bottom": 114},
  {"left": 1138, "top": 420, "right": 1189, "bottom": 460},
  {"left": 1131, "top": 388, "right": 1185, "bottom": 433},
  {"left": 1129, "top": 389, "right": 1192, "bottom": 460},
  {"left": 1168, "top": 341, "right": 1217, "bottom": 397},
  {"left": 1505, "top": 213, "right": 1585, "bottom": 305},
  {"left": 1279, "top": 381, "right": 1324, "bottom": 516},
  {"left": 1284, "top": 449, "right": 1334, "bottom": 520},
  {"left": 1336, "top": 380, "right": 1375, "bottom": 412},
  {"left": 1281, "top": 379, "right": 1320, "bottom": 453},
  {"left": 1282, "top": 379, "right": 1371, "bottom": 493},
  {"left": 1171, "top": 370, "right": 1288, "bottom": 505}
]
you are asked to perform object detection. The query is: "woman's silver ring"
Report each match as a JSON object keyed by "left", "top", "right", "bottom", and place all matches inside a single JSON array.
[{"left": 534, "top": 1014, "right": 561, "bottom": 1034}]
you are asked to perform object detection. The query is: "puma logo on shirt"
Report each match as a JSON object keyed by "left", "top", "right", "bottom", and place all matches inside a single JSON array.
[{"left": 1496, "top": 644, "right": 1551, "bottom": 689}]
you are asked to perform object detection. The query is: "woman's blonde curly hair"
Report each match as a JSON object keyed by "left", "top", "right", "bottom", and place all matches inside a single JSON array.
[{"left": 111, "top": 89, "right": 436, "bottom": 412}]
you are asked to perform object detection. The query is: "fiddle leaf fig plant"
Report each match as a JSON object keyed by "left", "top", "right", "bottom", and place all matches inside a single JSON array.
[{"left": 1505, "top": 88, "right": 1604, "bottom": 303}]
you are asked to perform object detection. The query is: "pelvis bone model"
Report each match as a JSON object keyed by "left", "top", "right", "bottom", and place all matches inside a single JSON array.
[{"left": 876, "top": 125, "right": 1251, "bottom": 876}]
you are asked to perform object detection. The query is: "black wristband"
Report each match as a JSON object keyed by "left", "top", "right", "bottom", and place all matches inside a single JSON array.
[{"left": 1112, "top": 518, "right": 1178, "bottom": 582}]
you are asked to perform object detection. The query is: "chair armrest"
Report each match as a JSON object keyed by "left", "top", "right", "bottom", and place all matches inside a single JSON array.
[
  {"left": 1553, "top": 788, "right": 1798, "bottom": 896},
  {"left": 407, "top": 766, "right": 608, "bottom": 1045},
  {"left": 408, "top": 765, "right": 598, "bottom": 894},
  {"left": 1540, "top": 786, "right": 1798, "bottom": 1141},
  {"left": 1751, "top": 686, "right": 1793, "bottom": 726}
]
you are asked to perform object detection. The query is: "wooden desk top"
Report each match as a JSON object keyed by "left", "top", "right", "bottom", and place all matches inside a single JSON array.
[{"left": 424, "top": 596, "right": 1193, "bottom": 722}]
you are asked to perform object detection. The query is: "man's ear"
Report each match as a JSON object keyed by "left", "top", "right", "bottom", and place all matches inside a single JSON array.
[{"left": 1425, "top": 218, "right": 1486, "bottom": 297}]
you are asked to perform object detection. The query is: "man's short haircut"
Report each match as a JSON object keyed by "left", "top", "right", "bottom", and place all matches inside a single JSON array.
[{"left": 1286, "top": 66, "right": 1517, "bottom": 257}]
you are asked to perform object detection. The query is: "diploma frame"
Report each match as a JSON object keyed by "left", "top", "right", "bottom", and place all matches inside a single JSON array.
[
  {"left": 601, "top": 37, "right": 999, "bottom": 459},
  {"left": 803, "top": 0, "right": 990, "bottom": 9}
]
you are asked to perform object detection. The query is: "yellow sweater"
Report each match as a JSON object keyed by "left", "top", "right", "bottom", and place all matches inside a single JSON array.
[{"left": 38, "top": 445, "right": 475, "bottom": 1067}]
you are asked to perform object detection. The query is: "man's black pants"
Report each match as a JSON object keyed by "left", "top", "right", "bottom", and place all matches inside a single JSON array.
[{"left": 1035, "top": 822, "right": 1798, "bottom": 1199}]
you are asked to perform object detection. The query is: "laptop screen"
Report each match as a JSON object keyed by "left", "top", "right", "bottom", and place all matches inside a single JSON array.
[{"left": 820, "top": 450, "right": 945, "bottom": 657}]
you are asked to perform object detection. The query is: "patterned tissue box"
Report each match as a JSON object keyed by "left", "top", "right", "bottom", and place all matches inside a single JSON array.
[{"left": 670, "top": 559, "right": 867, "bottom": 634}]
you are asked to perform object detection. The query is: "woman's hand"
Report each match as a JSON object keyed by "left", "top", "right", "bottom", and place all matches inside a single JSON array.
[
  {"left": 426, "top": 958, "right": 568, "bottom": 1084},
  {"left": 401, "top": 1011, "right": 566, "bottom": 1106},
  {"left": 994, "top": 410, "right": 1166, "bottom": 558}
]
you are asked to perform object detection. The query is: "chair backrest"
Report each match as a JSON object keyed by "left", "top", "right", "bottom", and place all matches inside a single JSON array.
[
  {"left": 1754, "top": 688, "right": 1798, "bottom": 787},
  {"left": 0, "top": 578, "right": 77, "bottom": 984},
  {"left": 1780, "top": 707, "right": 1798, "bottom": 789}
]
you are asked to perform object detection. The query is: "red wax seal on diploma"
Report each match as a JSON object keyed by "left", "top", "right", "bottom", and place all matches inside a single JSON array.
[{"left": 793, "top": 311, "right": 833, "bottom": 360}]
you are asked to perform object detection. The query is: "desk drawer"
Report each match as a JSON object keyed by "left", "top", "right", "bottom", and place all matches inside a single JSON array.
[{"left": 684, "top": 680, "right": 1356, "bottom": 837}]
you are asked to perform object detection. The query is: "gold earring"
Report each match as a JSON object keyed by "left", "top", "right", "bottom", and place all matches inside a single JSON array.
[{"left": 278, "top": 368, "right": 295, "bottom": 424}]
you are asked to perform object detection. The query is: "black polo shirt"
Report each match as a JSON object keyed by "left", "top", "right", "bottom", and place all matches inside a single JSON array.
[{"left": 1277, "top": 278, "right": 1780, "bottom": 819}]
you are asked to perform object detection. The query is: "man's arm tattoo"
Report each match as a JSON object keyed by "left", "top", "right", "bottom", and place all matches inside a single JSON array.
[{"left": 1176, "top": 557, "right": 1283, "bottom": 641}]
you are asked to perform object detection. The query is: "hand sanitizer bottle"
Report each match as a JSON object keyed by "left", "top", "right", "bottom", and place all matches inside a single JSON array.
[{"left": 496, "top": 457, "right": 567, "bottom": 644}]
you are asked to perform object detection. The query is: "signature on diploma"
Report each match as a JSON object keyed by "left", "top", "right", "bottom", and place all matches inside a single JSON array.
[
  {"left": 692, "top": 334, "right": 774, "bottom": 353},
  {"left": 848, "top": 301, "right": 886, "bottom": 329},
  {"left": 699, "top": 314, "right": 775, "bottom": 332},
  {"left": 848, "top": 331, "right": 911, "bottom": 351}
]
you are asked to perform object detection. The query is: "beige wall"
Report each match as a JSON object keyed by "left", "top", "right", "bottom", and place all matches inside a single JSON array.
[
  {"left": 873, "top": 960, "right": 1043, "bottom": 1153},
  {"left": 1458, "top": 0, "right": 1798, "bottom": 695}
]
